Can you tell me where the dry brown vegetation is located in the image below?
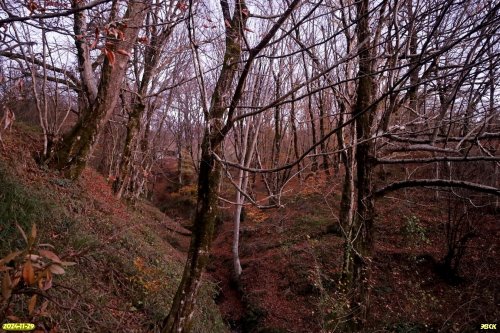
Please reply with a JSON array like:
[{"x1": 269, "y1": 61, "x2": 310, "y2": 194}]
[
  {"x1": 0, "y1": 126, "x2": 225, "y2": 332},
  {"x1": 1, "y1": 0, "x2": 499, "y2": 332}
]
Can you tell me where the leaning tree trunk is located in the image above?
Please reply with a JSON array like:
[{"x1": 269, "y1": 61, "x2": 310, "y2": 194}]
[
  {"x1": 113, "y1": 12, "x2": 177, "y2": 196},
  {"x1": 52, "y1": 0, "x2": 147, "y2": 179},
  {"x1": 162, "y1": 0, "x2": 302, "y2": 329},
  {"x1": 161, "y1": 2, "x2": 249, "y2": 331},
  {"x1": 161, "y1": 132, "x2": 224, "y2": 333}
]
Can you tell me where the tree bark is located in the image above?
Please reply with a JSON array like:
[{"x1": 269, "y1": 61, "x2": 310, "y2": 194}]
[
  {"x1": 52, "y1": 0, "x2": 147, "y2": 179},
  {"x1": 341, "y1": 0, "x2": 376, "y2": 330},
  {"x1": 113, "y1": 99, "x2": 144, "y2": 198},
  {"x1": 161, "y1": 1, "x2": 248, "y2": 331},
  {"x1": 113, "y1": 10, "x2": 177, "y2": 196},
  {"x1": 233, "y1": 115, "x2": 261, "y2": 279}
]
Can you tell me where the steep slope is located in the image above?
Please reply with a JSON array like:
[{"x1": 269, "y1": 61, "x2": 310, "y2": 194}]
[{"x1": 0, "y1": 124, "x2": 226, "y2": 332}]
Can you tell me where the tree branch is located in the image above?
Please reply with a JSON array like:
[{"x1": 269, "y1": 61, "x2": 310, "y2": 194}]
[
  {"x1": 0, "y1": 0, "x2": 112, "y2": 25},
  {"x1": 375, "y1": 179, "x2": 500, "y2": 198},
  {"x1": 376, "y1": 156, "x2": 500, "y2": 164},
  {"x1": 0, "y1": 50, "x2": 80, "y2": 85}
]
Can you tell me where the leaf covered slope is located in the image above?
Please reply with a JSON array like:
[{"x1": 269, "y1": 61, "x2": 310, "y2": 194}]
[{"x1": 0, "y1": 124, "x2": 226, "y2": 333}]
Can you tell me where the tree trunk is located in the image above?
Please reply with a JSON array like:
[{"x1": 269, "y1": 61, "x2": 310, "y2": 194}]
[
  {"x1": 161, "y1": 133, "x2": 223, "y2": 333},
  {"x1": 233, "y1": 115, "x2": 261, "y2": 279},
  {"x1": 342, "y1": 0, "x2": 376, "y2": 330},
  {"x1": 161, "y1": 2, "x2": 249, "y2": 331},
  {"x1": 52, "y1": 0, "x2": 147, "y2": 179},
  {"x1": 318, "y1": 90, "x2": 330, "y2": 174},
  {"x1": 114, "y1": 13, "x2": 176, "y2": 196},
  {"x1": 114, "y1": 100, "x2": 144, "y2": 198},
  {"x1": 290, "y1": 89, "x2": 302, "y2": 179}
]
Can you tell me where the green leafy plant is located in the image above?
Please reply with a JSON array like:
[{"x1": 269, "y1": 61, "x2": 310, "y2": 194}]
[
  {"x1": 0, "y1": 224, "x2": 75, "y2": 323},
  {"x1": 401, "y1": 215, "x2": 429, "y2": 248}
]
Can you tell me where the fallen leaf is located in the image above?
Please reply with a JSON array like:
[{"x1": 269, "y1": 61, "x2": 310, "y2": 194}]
[
  {"x1": 0, "y1": 250, "x2": 23, "y2": 265},
  {"x1": 16, "y1": 224, "x2": 28, "y2": 245},
  {"x1": 39, "y1": 250, "x2": 62, "y2": 263},
  {"x1": 28, "y1": 294, "x2": 37, "y2": 315},
  {"x1": 2, "y1": 273, "x2": 12, "y2": 299},
  {"x1": 49, "y1": 264, "x2": 65, "y2": 275},
  {"x1": 23, "y1": 260, "x2": 35, "y2": 285}
]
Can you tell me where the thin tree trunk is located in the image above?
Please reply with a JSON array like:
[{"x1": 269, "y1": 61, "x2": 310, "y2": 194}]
[
  {"x1": 318, "y1": 90, "x2": 330, "y2": 173},
  {"x1": 290, "y1": 88, "x2": 302, "y2": 179},
  {"x1": 233, "y1": 116, "x2": 261, "y2": 279}
]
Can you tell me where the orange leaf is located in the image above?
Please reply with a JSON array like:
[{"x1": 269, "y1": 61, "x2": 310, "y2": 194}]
[
  {"x1": 30, "y1": 224, "x2": 37, "y2": 245},
  {"x1": 105, "y1": 49, "x2": 115, "y2": 66},
  {"x1": 38, "y1": 276, "x2": 44, "y2": 289},
  {"x1": 28, "y1": 1, "x2": 38, "y2": 13},
  {"x1": 116, "y1": 49, "x2": 131, "y2": 57},
  {"x1": 23, "y1": 260, "x2": 35, "y2": 285},
  {"x1": 28, "y1": 294, "x2": 37, "y2": 315},
  {"x1": 137, "y1": 36, "x2": 149, "y2": 45},
  {"x1": 42, "y1": 270, "x2": 53, "y2": 290},
  {"x1": 2, "y1": 273, "x2": 12, "y2": 299}
]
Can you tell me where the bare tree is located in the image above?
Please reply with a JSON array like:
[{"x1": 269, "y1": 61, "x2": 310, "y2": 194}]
[
  {"x1": 47, "y1": 0, "x2": 149, "y2": 179},
  {"x1": 161, "y1": 0, "x2": 302, "y2": 331}
]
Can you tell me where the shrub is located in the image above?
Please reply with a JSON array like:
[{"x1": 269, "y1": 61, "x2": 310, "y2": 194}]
[
  {"x1": 401, "y1": 215, "x2": 429, "y2": 249},
  {"x1": 0, "y1": 224, "x2": 75, "y2": 325}
]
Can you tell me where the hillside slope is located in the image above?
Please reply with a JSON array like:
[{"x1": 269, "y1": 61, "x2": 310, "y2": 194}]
[{"x1": 0, "y1": 124, "x2": 226, "y2": 333}]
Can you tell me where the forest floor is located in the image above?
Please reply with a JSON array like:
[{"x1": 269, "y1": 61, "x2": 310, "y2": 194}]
[
  {"x1": 156, "y1": 159, "x2": 499, "y2": 333},
  {"x1": 1, "y1": 125, "x2": 498, "y2": 333},
  {"x1": 0, "y1": 124, "x2": 225, "y2": 333}
]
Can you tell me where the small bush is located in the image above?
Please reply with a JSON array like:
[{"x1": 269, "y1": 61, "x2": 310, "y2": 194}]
[
  {"x1": 0, "y1": 224, "x2": 75, "y2": 326},
  {"x1": 401, "y1": 215, "x2": 429, "y2": 249}
]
